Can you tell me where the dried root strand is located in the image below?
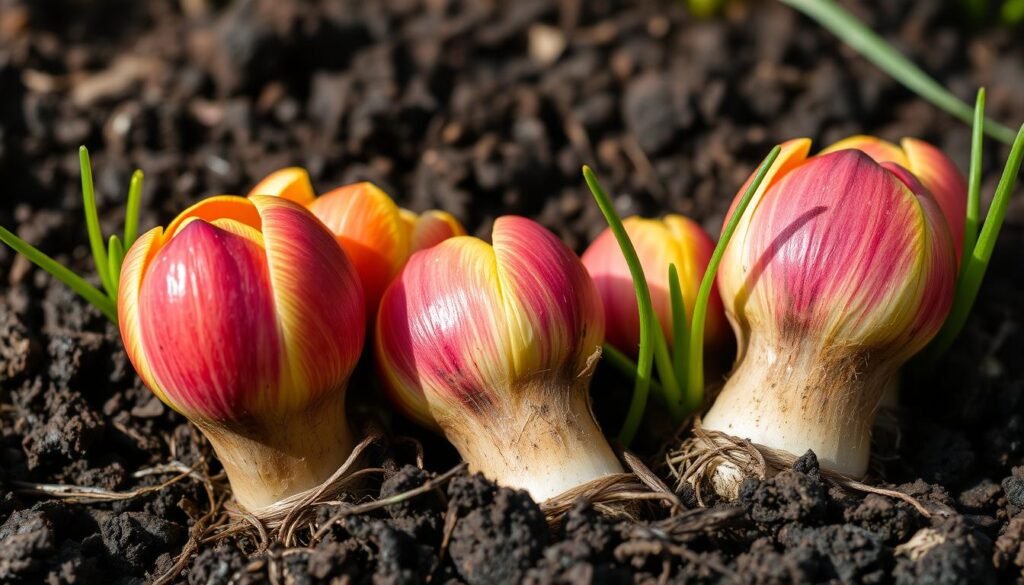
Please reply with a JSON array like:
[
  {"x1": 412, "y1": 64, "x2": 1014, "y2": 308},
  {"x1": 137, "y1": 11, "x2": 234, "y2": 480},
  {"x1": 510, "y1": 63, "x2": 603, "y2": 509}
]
[
  {"x1": 540, "y1": 449, "x2": 682, "y2": 527},
  {"x1": 666, "y1": 418, "x2": 932, "y2": 517}
]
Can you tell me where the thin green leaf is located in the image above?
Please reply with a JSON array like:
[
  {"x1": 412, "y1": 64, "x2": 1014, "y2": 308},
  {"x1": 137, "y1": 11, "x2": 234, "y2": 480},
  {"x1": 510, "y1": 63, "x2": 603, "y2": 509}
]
[
  {"x1": 780, "y1": 0, "x2": 1017, "y2": 144},
  {"x1": 602, "y1": 343, "x2": 665, "y2": 399},
  {"x1": 961, "y1": 89, "x2": 985, "y2": 264},
  {"x1": 107, "y1": 235, "x2": 124, "y2": 299},
  {"x1": 0, "y1": 225, "x2": 118, "y2": 322},
  {"x1": 668, "y1": 263, "x2": 689, "y2": 382},
  {"x1": 80, "y1": 147, "x2": 113, "y2": 295},
  {"x1": 685, "y1": 145, "x2": 781, "y2": 412},
  {"x1": 583, "y1": 165, "x2": 655, "y2": 446},
  {"x1": 124, "y1": 169, "x2": 144, "y2": 248},
  {"x1": 926, "y1": 123, "x2": 1024, "y2": 358},
  {"x1": 651, "y1": 318, "x2": 685, "y2": 421}
]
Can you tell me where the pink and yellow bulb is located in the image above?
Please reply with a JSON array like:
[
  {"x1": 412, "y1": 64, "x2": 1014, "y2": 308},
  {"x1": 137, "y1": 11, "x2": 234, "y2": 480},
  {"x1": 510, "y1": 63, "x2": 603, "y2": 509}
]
[
  {"x1": 118, "y1": 195, "x2": 365, "y2": 510},
  {"x1": 376, "y1": 216, "x2": 622, "y2": 502},
  {"x1": 582, "y1": 215, "x2": 727, "y2": 357},
  {"x1": 248, "y1": 168, "x2": 464, "y2": 313},
  {"x1": 703, "y1": 137, "x2": 963, "y2": 488}
]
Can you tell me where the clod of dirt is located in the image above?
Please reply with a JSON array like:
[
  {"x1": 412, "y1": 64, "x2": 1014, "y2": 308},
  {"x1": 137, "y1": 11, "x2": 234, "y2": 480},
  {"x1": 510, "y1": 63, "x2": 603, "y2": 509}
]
[
  {"x1": 95, "y1": 510, "x2": 184, "y2": 573},
  {"x1": 0, "y1": 509, "x2": 54, "y2": 581},
  {"x1": 379, "y1": 464, "x2": 444, "y2": 541},
  {"x1": 447, "y1": 473, "x2": 548, "y2": 585},
  {"x1": 343, "y1": 515, "x2": 438, "y2": 582},
  {"x1": 739, "y1": 452, "x2": 828, "y2": 530},
  {"x1": 0, "y1": 304, "x2": 38, "y2": 384},
  {"x1": 0, "y1": 504, "x2": 105, "y2": 583},
  {"x1": 187, "y1": 543, "x2": 247, "y2": 585},
  {"x1": 845, "y1": 494, "x2": 922, "y2": 544},
  {"x1": 1001, "y1": 467, "x2": 1024, "y2": 513},
  {"x1": 524, "y1": 502, "x2": 629, "y2": 584},
  {"x1": 732, "y1": 537, "x2": 820, "y2": 583},
  {"x1": 994, "y1": 513, "x2": 1024, "y2": 576},
  {"x1": 19, "y1": 384, "x2": 105, "y2": 472},
  {"x1": 958, "y1": 479, "x2": 1004, "y2": 517},
  {"x1": 779, "y1": 524, "x2": 890, "y2": 583},
  {"x1": 893, "y1": 517, "x2": 996, "y2": 584}
]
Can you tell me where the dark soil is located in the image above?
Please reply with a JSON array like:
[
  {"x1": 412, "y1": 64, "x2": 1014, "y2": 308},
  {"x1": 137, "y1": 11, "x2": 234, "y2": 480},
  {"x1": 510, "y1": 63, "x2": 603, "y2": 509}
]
[{"x1": 1, "y1": 0, "x2": 1023, "y2": 582}]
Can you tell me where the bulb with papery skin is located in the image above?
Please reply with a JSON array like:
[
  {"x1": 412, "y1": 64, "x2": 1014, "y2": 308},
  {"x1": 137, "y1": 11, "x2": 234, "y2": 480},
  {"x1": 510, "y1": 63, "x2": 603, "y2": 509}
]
[
  {"x1": 582, "y1": 215, "x2": 726, "y2": 356},
  {"x1": 703, "y1": 138, "x2": 959, "y2": 490},
  {"x1": 821, "y1": 136, "x2": 968, "y2": 263},
  {"x1": 248, "y1": 168, "x2": 464, "y2": 312},
  {"x1": 376, "y1": 216, "x2": 622, "y2": 502},
  {"x1": 118, "y1": 195, "x2": 365, "y2": 511},
  {"x1": 399, "y1": 208, "x2": 466, "y2": 251}
]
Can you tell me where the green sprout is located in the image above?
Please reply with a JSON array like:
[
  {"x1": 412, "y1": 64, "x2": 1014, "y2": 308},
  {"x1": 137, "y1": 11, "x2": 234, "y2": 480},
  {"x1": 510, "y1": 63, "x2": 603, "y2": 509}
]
[
  {"x1": 583, "y1": 166, "x2": 663, "y2": 445},
  {"x1": 781, "y1": 0, "x2": 1018, "y2": 145},
  {"x1": 684, "y1": 145, "x2": 780, "y2": 411},
  {"x1": 0, "y1": 146, "x2": 144, "y2": 324},
  {"x1": 583, "y1": 145, "x2": 779, "y2": 444},
  {"x1": 921, "y1": 90, "x2": 1024, "y2": 360}
]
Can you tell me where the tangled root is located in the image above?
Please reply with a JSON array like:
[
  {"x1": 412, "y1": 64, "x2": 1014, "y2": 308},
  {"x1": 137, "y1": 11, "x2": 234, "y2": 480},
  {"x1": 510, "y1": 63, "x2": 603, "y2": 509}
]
[
  {"x1": 666, "y1": 419, "x2": 931, "y2": 517},
  {"x1": 540, "y1": 450, "x2": 682, "y2": 527}
]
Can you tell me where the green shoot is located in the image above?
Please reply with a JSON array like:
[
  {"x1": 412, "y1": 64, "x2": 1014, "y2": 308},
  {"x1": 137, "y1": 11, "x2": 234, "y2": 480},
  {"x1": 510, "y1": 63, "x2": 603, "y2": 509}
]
[
  {"x1": 0, "y1": 146, "x2": 145, "y2": 324},
  {"x1": 583, "y1": 165, "x2": 657, "y2": 446},
  {"x1": 107, "y1": 235, "x2": 124, "y2": 298},
  {"x1": 602, "y1": 343, "x2": 665, "y2": 401},
  {"x1": 962, "y1": 89, "x2": 985, "y2": 263},
  {"x1": 925, "y1": 122, "x2": 1024, "y2": 358},
  {"x1": 80, "y1": 146, "x2": 113, "y2": 295},
  {"x1": 668, "y1": 263, "x2": 689, "y2": 383},
  {"x1": 124, "y1": 170, "x2": 144, "y2": 248},
  {"x1": 0, "y1": 226, "x2": 117, "y2": 322},
  {"x1": 685, "y1": 145, "x2": 781, "y2": 410},
  {"x1": 652, "y1": 321, "x2": 685, "y2": 420},
  {"x1": 780, "y1": 0, "x2": 1017, "y2": 145}
]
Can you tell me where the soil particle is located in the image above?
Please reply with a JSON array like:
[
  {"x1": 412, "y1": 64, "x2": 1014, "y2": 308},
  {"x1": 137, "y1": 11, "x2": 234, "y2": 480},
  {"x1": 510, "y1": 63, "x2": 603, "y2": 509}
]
[
  {"x1": 778, "y1": 524, "x2": 890, "y2": 583},
  {"x1": 524, "y1": 503, "x2": 630, "y2": 584},
  {"x1": 379, "y1": 464, "x2": 445, "y2": 542},
  {"x1": 187, "y1": 543, "x2": 248, "y2": 585},
  {"x1": 1002, "y1": 466, "x2": 1024, "y2": 512},
  {"x1": 958, "y1": 479, "x2": 1005, "y2": 517},
  {"x1": 0, "y1": 504, "x2": 107, "y2": 584},
  {"x1": 994, "y1": 513, "x2": 1024, "y2": 576},
  {"x1": 893, "y1": 517, "x2": 996, "y2": 585},
  {"x1": 447, "y1": 473, "x2": 548, "y2": 585},
  {"x1": 19, "y1": 384, "x2": 106, "y2": 474},
  {"x1": 95, "y1": 510, "x2": 185, "y2": 574},
  {"x1": 731, "y1": 537, "x2": 820, "y2": 584},
  {"x1": 739, "y1": 452, "x2": 828, "y2": 531},
  {"x1": 844, "y1": 494, "x2": 922, "y2": 544}
]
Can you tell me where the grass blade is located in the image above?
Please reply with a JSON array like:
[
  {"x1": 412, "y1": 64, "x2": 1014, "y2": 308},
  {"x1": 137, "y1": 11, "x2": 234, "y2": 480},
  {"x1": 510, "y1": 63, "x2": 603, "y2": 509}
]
[
  {"x1": 651, "y1": 318, "x2": 685, "y2": 421},
  {"x1": 961, "y1": 89, "x2": 985, "y2": 264},
  {"x1": 124, "y1": 169, "x2": 144, "y2": 248},
  {"x1": 602, "y1": 343, "x2": 665, "y2": 399},
  {"x1": 0, "y1": 226, "x2": 117, "y2": 322},
  {"x1": 107, "y1": 235, "x2": 124, "y2": 299},
  {"x1": 926, "y1": 123, "x2": 1024, "y2": 358},
  {"x1": 685, "y1": 145, "x2": 781, "y2": 411},
  {"x1": 80, "y1": 147, "x2": 113, "y2": 294},
  {"x1": 780, "y1": 0, "x2": 1017, "y2": 145},
  {"x1": 583, "y1": 165, "x2": 656, "y2": 446},
  {"x1": 668, "y1": 263, "x2": 689, "y2": 382}
]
